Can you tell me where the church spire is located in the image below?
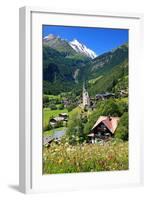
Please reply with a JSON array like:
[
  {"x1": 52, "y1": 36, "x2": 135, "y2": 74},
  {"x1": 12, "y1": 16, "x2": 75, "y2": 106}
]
[
  {"x1": 82, "y1": 81, "x2": 90, "y2": 108},
  {"x1": 83, "y1": 81, "x2": 86, "y2": 93}
]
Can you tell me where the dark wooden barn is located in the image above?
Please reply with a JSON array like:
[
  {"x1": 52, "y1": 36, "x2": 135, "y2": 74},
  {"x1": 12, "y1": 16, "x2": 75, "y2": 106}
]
[{"x1": 88, "y1": 116, "x2": 120, "y2": 143}]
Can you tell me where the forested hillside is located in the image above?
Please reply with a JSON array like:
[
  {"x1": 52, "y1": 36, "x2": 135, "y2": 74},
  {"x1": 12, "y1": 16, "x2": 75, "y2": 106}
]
[{"x1": 43, "y1": 35, "x2": 128, "y2": 96}]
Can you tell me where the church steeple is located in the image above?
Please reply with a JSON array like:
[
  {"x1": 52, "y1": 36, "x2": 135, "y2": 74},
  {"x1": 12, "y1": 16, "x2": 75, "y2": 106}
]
[
  {"x1": 83, "y1": 81, "x2": 86, "y2": 93},
  {"x1": 82, "y1": 81, "x2": 90, "y2": 108}
]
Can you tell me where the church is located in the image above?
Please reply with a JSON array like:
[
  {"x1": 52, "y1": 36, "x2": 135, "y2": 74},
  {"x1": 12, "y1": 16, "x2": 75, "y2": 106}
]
[{"x1": 82, "y1": 83, "x2": 90, "y2": 108}]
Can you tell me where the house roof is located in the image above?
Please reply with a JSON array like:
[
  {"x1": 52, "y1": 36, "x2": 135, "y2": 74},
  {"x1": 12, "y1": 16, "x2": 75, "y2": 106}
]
[
  {"x1": 91, "y1": 116, "x2": 120, "y2": 134},
  {"x1": 59, "y1": 113, "x2": 68, "y2": 116},
  {"x1": 50, "y1": 116, "x2": 64, "y2": 122},
  {"x1": 43, "y1": 135, "x2": 54, "y2": 145},
  {"x1": 96, "y1": 92, "x2": 115, "y2": 97},
  {"x1": 88, "y1": 133, "x2": 95, "y2": 137}
]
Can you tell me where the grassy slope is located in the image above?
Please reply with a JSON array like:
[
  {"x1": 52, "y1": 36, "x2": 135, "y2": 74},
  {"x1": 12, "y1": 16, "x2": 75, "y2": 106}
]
[
  {"x1": 88, "y1": 59, "x2": 128, "y2": 95},
  {"x1": 88, "y1": 75, "x2": 103, "y2": 84},
  {"x1": 44, "y1": 94, "x2": 61, "y2": 99}
]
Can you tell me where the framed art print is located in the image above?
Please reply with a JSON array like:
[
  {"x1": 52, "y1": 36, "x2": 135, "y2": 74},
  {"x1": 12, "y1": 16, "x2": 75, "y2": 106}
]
[{"x1": 19, "y1": 7, "x2": 144, "y2": 193}]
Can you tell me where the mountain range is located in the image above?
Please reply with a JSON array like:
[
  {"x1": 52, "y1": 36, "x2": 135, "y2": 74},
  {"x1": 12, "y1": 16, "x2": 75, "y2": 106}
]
[
  {"x1": 43, "y1": 34, "x2": 97, "y2": 59},
  {"x1": 43, "y1": 34, "x2": 128, "y2": 96}
]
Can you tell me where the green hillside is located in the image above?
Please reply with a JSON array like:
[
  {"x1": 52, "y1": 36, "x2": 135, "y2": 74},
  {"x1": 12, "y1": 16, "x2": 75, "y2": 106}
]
[
  {"x1": 84, "y1": 43, "x2": 128, "y2": 80},
  {"x1": 43, "y1": 38, "x2": 128, "y2": 96},
  {"x1": 88, "y1": 59, "x2": 128, "y2": 96},
  {"x1": 43, "y1": 46, "x2": 90, "y2": 94}
]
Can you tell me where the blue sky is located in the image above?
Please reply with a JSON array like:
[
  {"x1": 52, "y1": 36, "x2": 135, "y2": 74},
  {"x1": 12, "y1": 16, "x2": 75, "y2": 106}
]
[{"x1": 43, "y1": 25, "x2": 128, "y2": 55}]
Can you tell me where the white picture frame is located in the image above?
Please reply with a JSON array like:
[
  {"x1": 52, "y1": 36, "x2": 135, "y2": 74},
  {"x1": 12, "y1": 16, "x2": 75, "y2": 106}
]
[{"x1": 19, "y1": 6, "x2": 144, "y2": 194}]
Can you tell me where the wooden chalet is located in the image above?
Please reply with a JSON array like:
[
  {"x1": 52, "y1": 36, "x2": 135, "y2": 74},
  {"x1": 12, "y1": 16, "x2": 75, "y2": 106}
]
[
  {"x1": 88, "y1": 116, "x2": 120, "y2": 143},
  {"x1": 50, "y1": 113, "x2": 68, "y2": 127},
  {"x1": 95, "y1": 92, "x2": 115, "y2": 100},
  {"x1": 50, "y1": 116, "x2": 65, "y2": 126},
  {"x1": 59, "y1": 113, "x2": 68, "y2": 121}
]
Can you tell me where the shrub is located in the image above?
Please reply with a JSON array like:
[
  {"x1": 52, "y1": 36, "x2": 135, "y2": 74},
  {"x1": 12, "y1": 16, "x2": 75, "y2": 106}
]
[
  {"x1": 43, "y1": 95, "x2": 49, "y2": 104},
  {"x1": 66, "y1": 109, "x2": 85, "y2": 144},
  {"x1": 43, "y1": 122, "x2": 52, "y2": 131},
  {"x1": 67, "y1": 104, "x2": 76, "y2": 112},
  {"x1": 115, "y1": 112, "x2": 128, "y2": 140},
  {"x1": 98, "y1": 99, "x2": 121, "y2": 117},
  {"x1": 50, "y1": 104, "x2": 57, "y2": 110},
  {"x1": 84, "y1": 109, "x2": 99, "y2": 135},
  {"x1": 84, "y1": 99, "x2": 128, "y2": 136},
  {"x1": 58, "y1": 104, "x2": 64, "y2": 110}
]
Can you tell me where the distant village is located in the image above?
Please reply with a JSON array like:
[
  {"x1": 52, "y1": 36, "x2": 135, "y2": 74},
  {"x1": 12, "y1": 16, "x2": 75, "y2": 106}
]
[{"x1": 44, "y1": 83, "x2": 128, "y2": 146}]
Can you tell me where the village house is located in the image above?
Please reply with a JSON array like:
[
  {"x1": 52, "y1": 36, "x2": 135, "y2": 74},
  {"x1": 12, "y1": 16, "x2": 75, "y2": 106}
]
[
  {"x1": 119, "y1": 89, "x2": 128, "y2": 97},
  {"x1": 50, "y1": 113, "x2": 68, "y2": 127},
  {"x1": 50, "y1": 116, "x2": 64, "y2": 126},
  {"x1": 88, "y1": 116, "x2": 120, "y2": 143},
  {"x1": 59, "y1": 113, "x2": 68, "y2": 121},
  {"x1": 95, "y1": 92, "x2": 115, "y2": 101},
  {"x1": 61, "y1": 99, "x2": 69, "y2": 108}
]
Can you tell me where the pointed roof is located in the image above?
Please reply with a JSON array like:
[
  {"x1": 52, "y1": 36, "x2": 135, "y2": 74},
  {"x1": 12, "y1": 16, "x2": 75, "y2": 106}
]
[
  {"x1": 50, "y1": 116, "x2": 64, "y2": 122},
  {"x1": 83, "y1": 81, "x2": 86, "y2": 92},
  {"x1": 91, "y1": 116, "x2": 120, "y2": 134}
]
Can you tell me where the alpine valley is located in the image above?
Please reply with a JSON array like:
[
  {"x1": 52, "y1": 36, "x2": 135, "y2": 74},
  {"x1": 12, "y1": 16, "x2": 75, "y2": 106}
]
[
  {"x1": 43, "y1": 33, "x2": 129, "y2": 174},
  {"x1": 43, "y1": 34, "x2": 128, "y2": 97}
]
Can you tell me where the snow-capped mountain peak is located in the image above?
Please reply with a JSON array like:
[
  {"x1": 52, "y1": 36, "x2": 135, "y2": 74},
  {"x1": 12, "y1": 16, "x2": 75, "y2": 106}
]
[
  {"x1": 69, "y1": 39, "x2": 97, "y2": 59},
  {"x1": 43, "y1": 34, "x2": 58, "y2": 41}
]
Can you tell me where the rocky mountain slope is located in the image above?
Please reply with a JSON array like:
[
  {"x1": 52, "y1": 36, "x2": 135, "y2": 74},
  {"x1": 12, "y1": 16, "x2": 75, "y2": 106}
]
[{"x1": 43, "y1": 34, "x2": 97, "y2": 59}]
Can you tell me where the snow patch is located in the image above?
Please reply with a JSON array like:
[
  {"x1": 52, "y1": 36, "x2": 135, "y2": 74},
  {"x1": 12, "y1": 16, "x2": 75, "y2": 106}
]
[{"x1": 69, "y1": 39, "x2": 97, "y2": 59}]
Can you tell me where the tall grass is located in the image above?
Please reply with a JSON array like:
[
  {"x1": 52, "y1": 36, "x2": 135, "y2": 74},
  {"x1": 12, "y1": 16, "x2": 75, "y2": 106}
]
[{"x1": 43, "y1": 141, "x2": 128, "y2": 174}]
